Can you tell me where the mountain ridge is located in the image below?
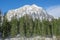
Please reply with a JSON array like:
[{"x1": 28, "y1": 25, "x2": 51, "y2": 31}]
[{"x1": 6, "y1": 4, "x2": 54, "y2": 21}]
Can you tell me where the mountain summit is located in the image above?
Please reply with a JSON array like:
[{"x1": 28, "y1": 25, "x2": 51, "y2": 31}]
[{"x1": 6, "y1": 4, "x2": 53, "y2": 21}]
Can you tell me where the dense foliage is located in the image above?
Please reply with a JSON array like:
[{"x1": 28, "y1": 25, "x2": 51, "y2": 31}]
[{"x1": 0, "y1": 13, "x2": 60, "y2": 39}]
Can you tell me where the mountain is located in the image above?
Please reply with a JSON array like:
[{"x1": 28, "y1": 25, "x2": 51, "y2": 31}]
[{"x1": 6, "y1": 4, "x2": 54, "y2": 21}]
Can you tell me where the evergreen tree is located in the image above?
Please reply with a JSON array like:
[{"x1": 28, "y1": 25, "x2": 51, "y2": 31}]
[
  {"x1": 19, "y1": 17, "x2": 25, "y2": 36},
  {"x1": 51, "y1": 19, "x2": 56, "y2": 36},
  {"x1": 0, "y1": 11, "x2": 1, "y2": 27},
  {"x1": 56, "y1": 18, "x2": 60, "y2": 36},
  {"x1": 24, "y1": 14, "x2": 33, "y2": 37},
  {"x1": 10, "y1": 16, "x2": 18, "y2": 37},
  {"x1": 2, "y1": 17, "x2": 11, "y2": 38}
]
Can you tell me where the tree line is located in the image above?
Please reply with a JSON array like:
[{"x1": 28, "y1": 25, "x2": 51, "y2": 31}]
[{"x1": 0, "y1": 11, "x2": 60, "y2": 39}]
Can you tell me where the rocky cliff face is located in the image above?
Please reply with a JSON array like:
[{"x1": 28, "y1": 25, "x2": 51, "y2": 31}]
[{"x1": 6, "y1": 4, "x2": 53, "y2": 21}]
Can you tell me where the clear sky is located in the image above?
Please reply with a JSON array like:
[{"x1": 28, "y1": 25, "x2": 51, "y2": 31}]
[{"x1": 0, "y1": 0, "x2": 60, "y2": 17}]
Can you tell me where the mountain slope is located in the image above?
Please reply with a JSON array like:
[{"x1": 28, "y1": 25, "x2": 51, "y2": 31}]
[{"x1": 6, "y1": 4, "x2": 53, "y2": 21}]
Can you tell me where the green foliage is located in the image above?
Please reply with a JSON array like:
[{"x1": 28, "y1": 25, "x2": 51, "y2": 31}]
[
  {"x1": 19, "y1": 17, "x2": 25, "y2": 36},
  {"x1": 56, "y1": 18, "x2": 60, "y2": 36},
  {"x1": 10, "y1": 17, "x2": 18, "y2": 37},
  {"x1": 0, "y1": 10, "x2": 2, "y2": 30},
  {"x1": 2, "y1": 17, "x2": 11, "y2": 38},
  {"x1": 1, "y1": 14, "x2": 60, "y2": 38}
]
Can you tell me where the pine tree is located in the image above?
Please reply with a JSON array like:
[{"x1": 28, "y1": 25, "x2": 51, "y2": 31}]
[
  {"x1": 33, "y1": 19, "x2": 38, "y2": 36},
  {"x1": 27, "y1": 16, "x2": 33, "y2": 37},
  {"x1": 52, "y1": 19, "x2": 58, "y2": 36},
  {"x1": 19, "y1": 17, "x2": 25, "y2": 36},
  {"x1": 0, "y1": 11, "x2": 1, "y2": 27},
  {"x1": 2, "y1": 17, "x2": 11, "y2": 38},
  {"x1": 24, "y1": 14, "x2": 32, "y2": 37},
  {"x1": 10, "y1": 16, "x2": 18, "y2": 37},
  {"x1": 0, "y1": 10, "x2": 2, "y2": 29},
  {"x1": 56, "y1": 18, "x2": 60, "y2": 36}
]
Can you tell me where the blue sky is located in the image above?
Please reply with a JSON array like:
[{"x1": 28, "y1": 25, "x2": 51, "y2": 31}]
[{"x1": 0, "y1": 0, "x2": 60, "y2": 17}]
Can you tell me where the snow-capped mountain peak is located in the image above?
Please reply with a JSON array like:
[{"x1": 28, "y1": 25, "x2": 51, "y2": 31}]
[{"x1": 6, "y1": 4, "x2": 53, "y2": 21}]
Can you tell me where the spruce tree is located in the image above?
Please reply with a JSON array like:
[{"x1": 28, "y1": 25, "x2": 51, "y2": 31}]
[
  {"x1": 2, "y1": 17, "x2": 11, "y2": 38},
  {"x1": 19, "y1": 17, "x2": 25, "y2": 36},
  {"x1": 10, "y1": 16, "x2": 18, "y2": 37}
]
